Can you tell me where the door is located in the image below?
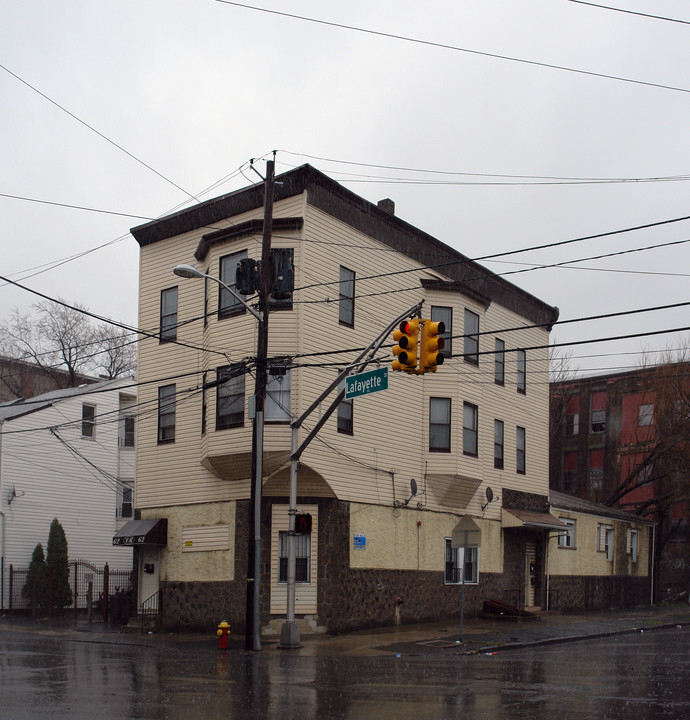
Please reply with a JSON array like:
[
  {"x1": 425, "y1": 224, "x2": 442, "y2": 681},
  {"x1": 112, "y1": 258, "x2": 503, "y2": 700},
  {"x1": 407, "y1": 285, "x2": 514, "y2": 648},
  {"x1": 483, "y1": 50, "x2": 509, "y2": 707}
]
[
  {"x1": 270, "y1": 504, "x2": 318, "y2": 615},
  {"x1": 138, "y1": 546, "x2": 161, "y2": 606},
  {"x1": 525, "y1": 542, "x2": 536, "y2": 608}
]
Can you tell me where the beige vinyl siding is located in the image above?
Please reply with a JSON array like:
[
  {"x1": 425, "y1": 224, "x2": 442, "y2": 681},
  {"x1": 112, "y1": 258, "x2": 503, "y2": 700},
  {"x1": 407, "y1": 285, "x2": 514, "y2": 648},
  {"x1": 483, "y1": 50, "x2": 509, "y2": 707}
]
[
  {"x1": 182, "y1": 524, "x2": 230, "y2": 552},
  {"x1": 136, "y1": 191, "x2": 553, "y2": 520}
]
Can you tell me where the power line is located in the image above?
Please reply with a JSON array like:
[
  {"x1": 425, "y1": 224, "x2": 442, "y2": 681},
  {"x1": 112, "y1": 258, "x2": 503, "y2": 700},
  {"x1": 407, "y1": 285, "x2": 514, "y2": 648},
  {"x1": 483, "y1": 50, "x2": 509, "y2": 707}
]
[
  {"x1": 0, "y1": 63, "x2": 201, "y2": 202},
  {"x1": 569, "y1": 1, "x2": 690, "y2": 25},
  {"x1": 0, "y1": 192, "x2": 153, "y2": 220},
  {"x1": 279, "y1": 150, "x2": 690, "y2": 185},
  {"x1": 215, "y1": 1, "x2": 690, "y2": 94},
  {"x1": 294, "y1": 213, "x2": 690, "y2": 294}
]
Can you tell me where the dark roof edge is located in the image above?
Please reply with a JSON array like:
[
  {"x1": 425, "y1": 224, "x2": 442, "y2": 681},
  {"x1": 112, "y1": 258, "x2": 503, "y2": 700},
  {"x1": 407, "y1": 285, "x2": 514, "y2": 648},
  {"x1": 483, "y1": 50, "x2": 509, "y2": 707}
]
[
  {"x1": 550, "y1": 490, "x2": 654, "y2": 525},
  {"x1": 131, "y1": 164, "x2": 559, "y2": 327}
]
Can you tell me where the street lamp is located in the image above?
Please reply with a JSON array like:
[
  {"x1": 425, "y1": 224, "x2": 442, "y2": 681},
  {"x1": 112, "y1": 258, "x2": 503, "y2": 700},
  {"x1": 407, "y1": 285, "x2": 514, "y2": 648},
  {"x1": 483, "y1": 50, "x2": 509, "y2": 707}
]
[
  {"x1": 173, "y1": 265, "x2": 263, "y2": 322},
  {"x1": 172, "y1": 263, "x2": 265, "y2": 651}
]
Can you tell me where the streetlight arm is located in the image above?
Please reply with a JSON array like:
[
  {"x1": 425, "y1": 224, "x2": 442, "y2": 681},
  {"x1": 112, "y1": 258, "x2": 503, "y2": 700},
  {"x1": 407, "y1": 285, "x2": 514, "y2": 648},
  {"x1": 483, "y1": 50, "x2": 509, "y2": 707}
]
[{"x1": 173, "y1": 264, "x2": 264, "y2": 322}]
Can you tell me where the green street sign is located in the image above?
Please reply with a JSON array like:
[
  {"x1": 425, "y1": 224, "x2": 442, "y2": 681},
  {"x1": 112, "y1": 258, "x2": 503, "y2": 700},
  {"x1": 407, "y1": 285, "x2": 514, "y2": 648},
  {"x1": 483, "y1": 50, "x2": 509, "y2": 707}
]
[{"x1": 345, "y1": 367, "x2": 389, "y2": 399}]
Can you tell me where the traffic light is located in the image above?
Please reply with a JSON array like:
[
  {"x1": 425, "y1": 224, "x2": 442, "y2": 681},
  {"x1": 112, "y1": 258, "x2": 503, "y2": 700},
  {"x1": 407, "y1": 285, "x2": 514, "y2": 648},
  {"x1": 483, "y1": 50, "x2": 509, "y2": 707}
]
[
  {"x1": 392, "y1": 319, "x2": 419, "y2": 372},
  {"x1": 419, "y1": 320, "x2": 445, "y2": 373},
  {"x1": 295, "y1": 513, "x2": 312, "y2": 534}
]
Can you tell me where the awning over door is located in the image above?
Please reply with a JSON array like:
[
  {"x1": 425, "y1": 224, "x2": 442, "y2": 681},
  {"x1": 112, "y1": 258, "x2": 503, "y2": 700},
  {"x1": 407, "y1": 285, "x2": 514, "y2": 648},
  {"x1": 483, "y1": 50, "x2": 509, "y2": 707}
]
[
  {"x1": 113, "y1": 518, "x2": 168, "y2": 546},
  {"x1": 502, "y1": 509, "x2": 568, "y2": 531}
]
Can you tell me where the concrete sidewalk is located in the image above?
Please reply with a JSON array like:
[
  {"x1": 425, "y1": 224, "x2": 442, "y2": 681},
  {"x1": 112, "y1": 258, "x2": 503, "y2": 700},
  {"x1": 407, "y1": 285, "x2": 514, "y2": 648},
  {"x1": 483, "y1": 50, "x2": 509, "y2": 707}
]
[{"x1": 2, "y1": 604, "x2": 689, "y2": 656}]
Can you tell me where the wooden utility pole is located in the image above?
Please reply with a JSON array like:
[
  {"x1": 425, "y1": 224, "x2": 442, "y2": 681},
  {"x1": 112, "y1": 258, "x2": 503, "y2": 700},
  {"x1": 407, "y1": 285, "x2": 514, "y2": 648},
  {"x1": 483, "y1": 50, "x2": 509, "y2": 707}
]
[{"x1": 245, "y1": 158, "x2": 274, "y2": 651}]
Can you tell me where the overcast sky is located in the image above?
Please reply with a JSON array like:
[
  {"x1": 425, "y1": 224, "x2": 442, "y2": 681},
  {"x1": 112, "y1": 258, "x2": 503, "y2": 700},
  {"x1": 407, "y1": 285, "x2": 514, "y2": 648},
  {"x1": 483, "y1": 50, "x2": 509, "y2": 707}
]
[{"x1": 2, "y1": 0, "x2": 689, "y2": 376}]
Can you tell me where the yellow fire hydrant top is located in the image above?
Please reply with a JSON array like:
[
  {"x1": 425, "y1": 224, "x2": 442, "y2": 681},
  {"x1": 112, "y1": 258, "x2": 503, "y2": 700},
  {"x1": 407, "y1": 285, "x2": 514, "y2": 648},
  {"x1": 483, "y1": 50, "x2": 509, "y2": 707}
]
[{"x1": 217, "y1": 620, "x2": 231, "y2": 636}]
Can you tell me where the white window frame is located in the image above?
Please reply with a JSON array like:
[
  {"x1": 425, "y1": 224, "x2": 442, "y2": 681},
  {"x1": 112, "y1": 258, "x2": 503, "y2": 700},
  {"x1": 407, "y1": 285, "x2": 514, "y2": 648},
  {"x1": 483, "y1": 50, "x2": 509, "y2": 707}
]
[
  {"x1": 265, "y1": 365, "x2": 291, "y2": 423},
  {"x1": 558, "y1": 518, "x2": 576, "y2": 548},
  {"x1": 444, "y1": 538, "x2": 479, "y2": 585},
  {"x1": 463, "y1": 309, "x2": 479, "y2": 365},
  {"x1": 638, "y1": 403, "x2": 654, "y2": 427},
  {"x1": 278, "y1": 531, "x2": 311, "y2": 584},
  {"x1": 598, "y1": 524, "x2": 614, "y2": 560},
  {"x1": 429, "y1": 397, "x2": 452, "y2": 452}
]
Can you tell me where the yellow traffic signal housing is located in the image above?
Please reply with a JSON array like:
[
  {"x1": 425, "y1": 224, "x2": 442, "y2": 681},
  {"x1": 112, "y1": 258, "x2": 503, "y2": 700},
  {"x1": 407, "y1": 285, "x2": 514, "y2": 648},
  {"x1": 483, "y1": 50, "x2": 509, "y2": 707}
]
[
  {"x1": 392, "y1": 319, "x2": 419, "y2": 372},
  {"x1": 419, "y1": 320, "x2": 445, "y2": 373}
]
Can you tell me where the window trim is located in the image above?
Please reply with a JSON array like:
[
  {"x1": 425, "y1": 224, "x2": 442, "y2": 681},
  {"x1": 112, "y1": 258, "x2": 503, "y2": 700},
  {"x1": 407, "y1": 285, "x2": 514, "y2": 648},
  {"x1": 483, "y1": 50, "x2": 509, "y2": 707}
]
[
  {"x1": 339, "y1": 266, "x2": 355, "y2": 327},
  {"x1": 494, "y1": 338, "x2": 505, "y2": 385},
  {"x1": 160, "y1": 286, "x2": 178, "y2": 343},
  {"x1": 337, "y1": 395, "x2": 354, "y2": 435},
  {"x1": 516, "y1": 349, "x2": 526, "y2": 394},
  {"x1": 444, "y1": 538, "x2": 479, "y2": 585},
  {"x1": 216, "y1": 365, "x2": 245, "y2": 430},
  {"x1": 463, "y1": 309, "x2": 479, "y2": 365},
  {"x1": 431, "y1": 306, "x2": 453, "y2": 358},
  {"x1": 494, "y1": 419, "x2": 504, "y2": 469},
  {"x1": 278, "y1": 530, "x2": 311, "y2": 584},
  {"x1": 265, "y1": 364, "x2": 291, "y2": 423},
  {"x1": 463, "y1": 402, "x2": 478, "y2": 457},
  {"x1": 558, "y1": 518, "x2": 576, "y2": 549},
  {"x1": 516, "y1": 425, "x2": 526, "y2": 474},
  {"x1": 218, "y1": 250, "x2": 248, "y2": 319},
  {"x1": 82, "y1": 403, "x2": 96, "y2": 439},
  {"x1": 429, "y1": 397, "x2": 452, "y2": 452},
  {"x1": 157, "y1": 384, "x2": 176, "y2": 444}
]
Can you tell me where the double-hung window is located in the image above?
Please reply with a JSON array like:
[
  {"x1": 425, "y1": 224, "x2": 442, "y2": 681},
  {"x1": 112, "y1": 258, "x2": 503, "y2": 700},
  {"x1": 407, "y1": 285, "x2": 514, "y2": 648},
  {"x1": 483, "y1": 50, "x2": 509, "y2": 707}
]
[
  {"x1": 429, "y1": 398, "x2": 451, "y2": 452},
  {"x1": 339, "y1": 266, "x2": 355, "y2": 326},
  {"x1": 516, "y1": 426, "x2": 526, "y2": 474},
  {"x1": 558, "y1": 518, "x2": 576, "y2": 548},
  {"x1": 638, "y1": 403, "x2": 654, "y2": 427},
  {"x1": 265, "y1": 364, "x2": 291, "y2": 423},
  {"x1": 494, "y1": 339, "x2": 505, "y2": 385},
  {"x1": 444, "y1": 539, "x2": 479, "y2": 584},
  {"x1": 216, "y1": 366, "x2": 245, "y2": 429},
  {"x1": 337, "y1": 395, "x2": 354, "y2": 435},
  {"x1": 516, "y1": 349, "x2": 526, "y2": 394},
  {"x1": 120, "y1": 415, "x2": 135, "y2": 447},
  {"x1": 463, "y1": 402, "x2": 478, "y2": 457},
  {"x1": 160, "y1": 287, "x2": 178, "y2": 342},
  {"x1": 219, "y1": 250, "x2": 247, "y2": 318},
  {"x1": 278, "y1": 531, "x2": 310, "y2": 583},
  {"x1": 463, "y1": 310, "x2": 479, "y2": 365},
  {"x1": 628, "y1": 529, "x2": 639, "y2": 563},
  {"x1": 598, "y1": 524, "x2": 614, "y2": 560},
  {"x1": 82, "y1": 403, "x2": 96, "y2": 438},
  {"x1": 157, "y1": 385, "x2": 176, "y2": 444},
  {"x1": 431, "y1": 306, "x2": 453, "y2": 358},
  {"x1": 120, "y1": 485, "x2": 133, "y2": 519},
  {"x1": 494, "y1": 420, "x2": 504, "y2": 469}
]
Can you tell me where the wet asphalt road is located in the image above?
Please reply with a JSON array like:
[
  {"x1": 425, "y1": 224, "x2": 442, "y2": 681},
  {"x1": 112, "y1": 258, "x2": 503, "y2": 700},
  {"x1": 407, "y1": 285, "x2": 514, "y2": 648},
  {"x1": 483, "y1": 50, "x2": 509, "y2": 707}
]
[{"x1": 1, "y1": 626, "x2": 689, "y2": 719}]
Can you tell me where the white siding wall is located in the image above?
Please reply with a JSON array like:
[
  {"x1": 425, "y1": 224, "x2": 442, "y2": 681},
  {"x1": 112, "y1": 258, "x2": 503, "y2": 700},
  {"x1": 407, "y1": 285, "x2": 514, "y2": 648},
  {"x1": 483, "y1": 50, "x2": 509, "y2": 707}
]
[{"x1": 0, "y1": 384, "x2": 134, "y2": 607}]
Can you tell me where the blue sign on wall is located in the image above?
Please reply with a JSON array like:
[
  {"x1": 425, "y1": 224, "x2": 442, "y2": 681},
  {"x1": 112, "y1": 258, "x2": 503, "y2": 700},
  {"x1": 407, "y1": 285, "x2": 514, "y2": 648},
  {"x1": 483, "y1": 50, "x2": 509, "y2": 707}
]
[{"x1": 353, "y1": 534, "x2": 366, "y2": 550}]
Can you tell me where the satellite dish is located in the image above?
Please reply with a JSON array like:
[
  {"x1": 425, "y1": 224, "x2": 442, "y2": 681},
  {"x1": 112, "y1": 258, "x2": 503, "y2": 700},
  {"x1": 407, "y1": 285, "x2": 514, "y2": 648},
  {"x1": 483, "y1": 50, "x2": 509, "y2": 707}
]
[
  {"x1": 404, "y1": 479, "x2": 418, "y2": 506},
  {"x1": 486, "y1": 487, "x2": 494, "y2": 503}
]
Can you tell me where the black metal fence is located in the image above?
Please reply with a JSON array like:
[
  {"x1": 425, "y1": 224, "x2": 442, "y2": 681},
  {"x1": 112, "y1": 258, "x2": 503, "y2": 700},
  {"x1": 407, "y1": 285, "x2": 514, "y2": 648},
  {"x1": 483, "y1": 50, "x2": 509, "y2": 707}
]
[{"x1": 5, "y1": 559, "x2": 133, "y2": 621}]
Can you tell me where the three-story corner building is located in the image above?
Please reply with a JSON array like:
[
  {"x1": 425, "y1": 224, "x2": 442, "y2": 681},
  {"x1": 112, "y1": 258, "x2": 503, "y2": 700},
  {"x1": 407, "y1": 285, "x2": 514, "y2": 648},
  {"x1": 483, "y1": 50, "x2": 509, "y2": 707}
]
[{"x1": 130, "y1": 164, "x2": 563, "y2": 633}]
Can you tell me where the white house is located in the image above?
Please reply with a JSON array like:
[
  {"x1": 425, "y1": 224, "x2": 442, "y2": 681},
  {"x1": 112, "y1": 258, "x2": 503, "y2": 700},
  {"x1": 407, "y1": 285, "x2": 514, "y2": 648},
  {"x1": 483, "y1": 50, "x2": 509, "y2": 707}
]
[{"x1": 0, "y1": 377, "x2": 136, "y2": 609}]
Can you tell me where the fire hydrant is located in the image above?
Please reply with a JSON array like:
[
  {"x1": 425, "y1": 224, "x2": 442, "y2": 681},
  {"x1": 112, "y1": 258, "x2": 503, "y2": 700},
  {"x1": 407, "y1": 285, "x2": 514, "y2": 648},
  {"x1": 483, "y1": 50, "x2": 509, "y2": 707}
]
[{"x1": 217, "y1": 620, "x2": 231, "y2": 650}]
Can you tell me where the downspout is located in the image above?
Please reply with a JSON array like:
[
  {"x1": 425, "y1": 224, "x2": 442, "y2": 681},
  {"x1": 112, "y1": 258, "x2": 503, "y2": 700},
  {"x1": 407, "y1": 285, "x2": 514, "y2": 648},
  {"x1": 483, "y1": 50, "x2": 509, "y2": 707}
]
[
  {"x1": 0, "y1": 425, "x2": 5, "y2": 610},
  {"x1": 650, "y1": 523, "x2": 656, "y2": 606}
]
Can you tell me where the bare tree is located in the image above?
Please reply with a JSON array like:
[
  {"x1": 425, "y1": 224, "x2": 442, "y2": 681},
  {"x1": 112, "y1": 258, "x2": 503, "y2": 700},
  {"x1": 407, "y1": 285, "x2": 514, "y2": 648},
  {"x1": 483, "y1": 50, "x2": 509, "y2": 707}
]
[
  {"x1": 0, "y1": 301, "x2": 136, "y2": 389},
  {"x1": 94, "y1": 326, "x2": 137, "y2": 379},
  {"x1": 603, "y1": 347, "x2": 690, "y2": 573}
]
